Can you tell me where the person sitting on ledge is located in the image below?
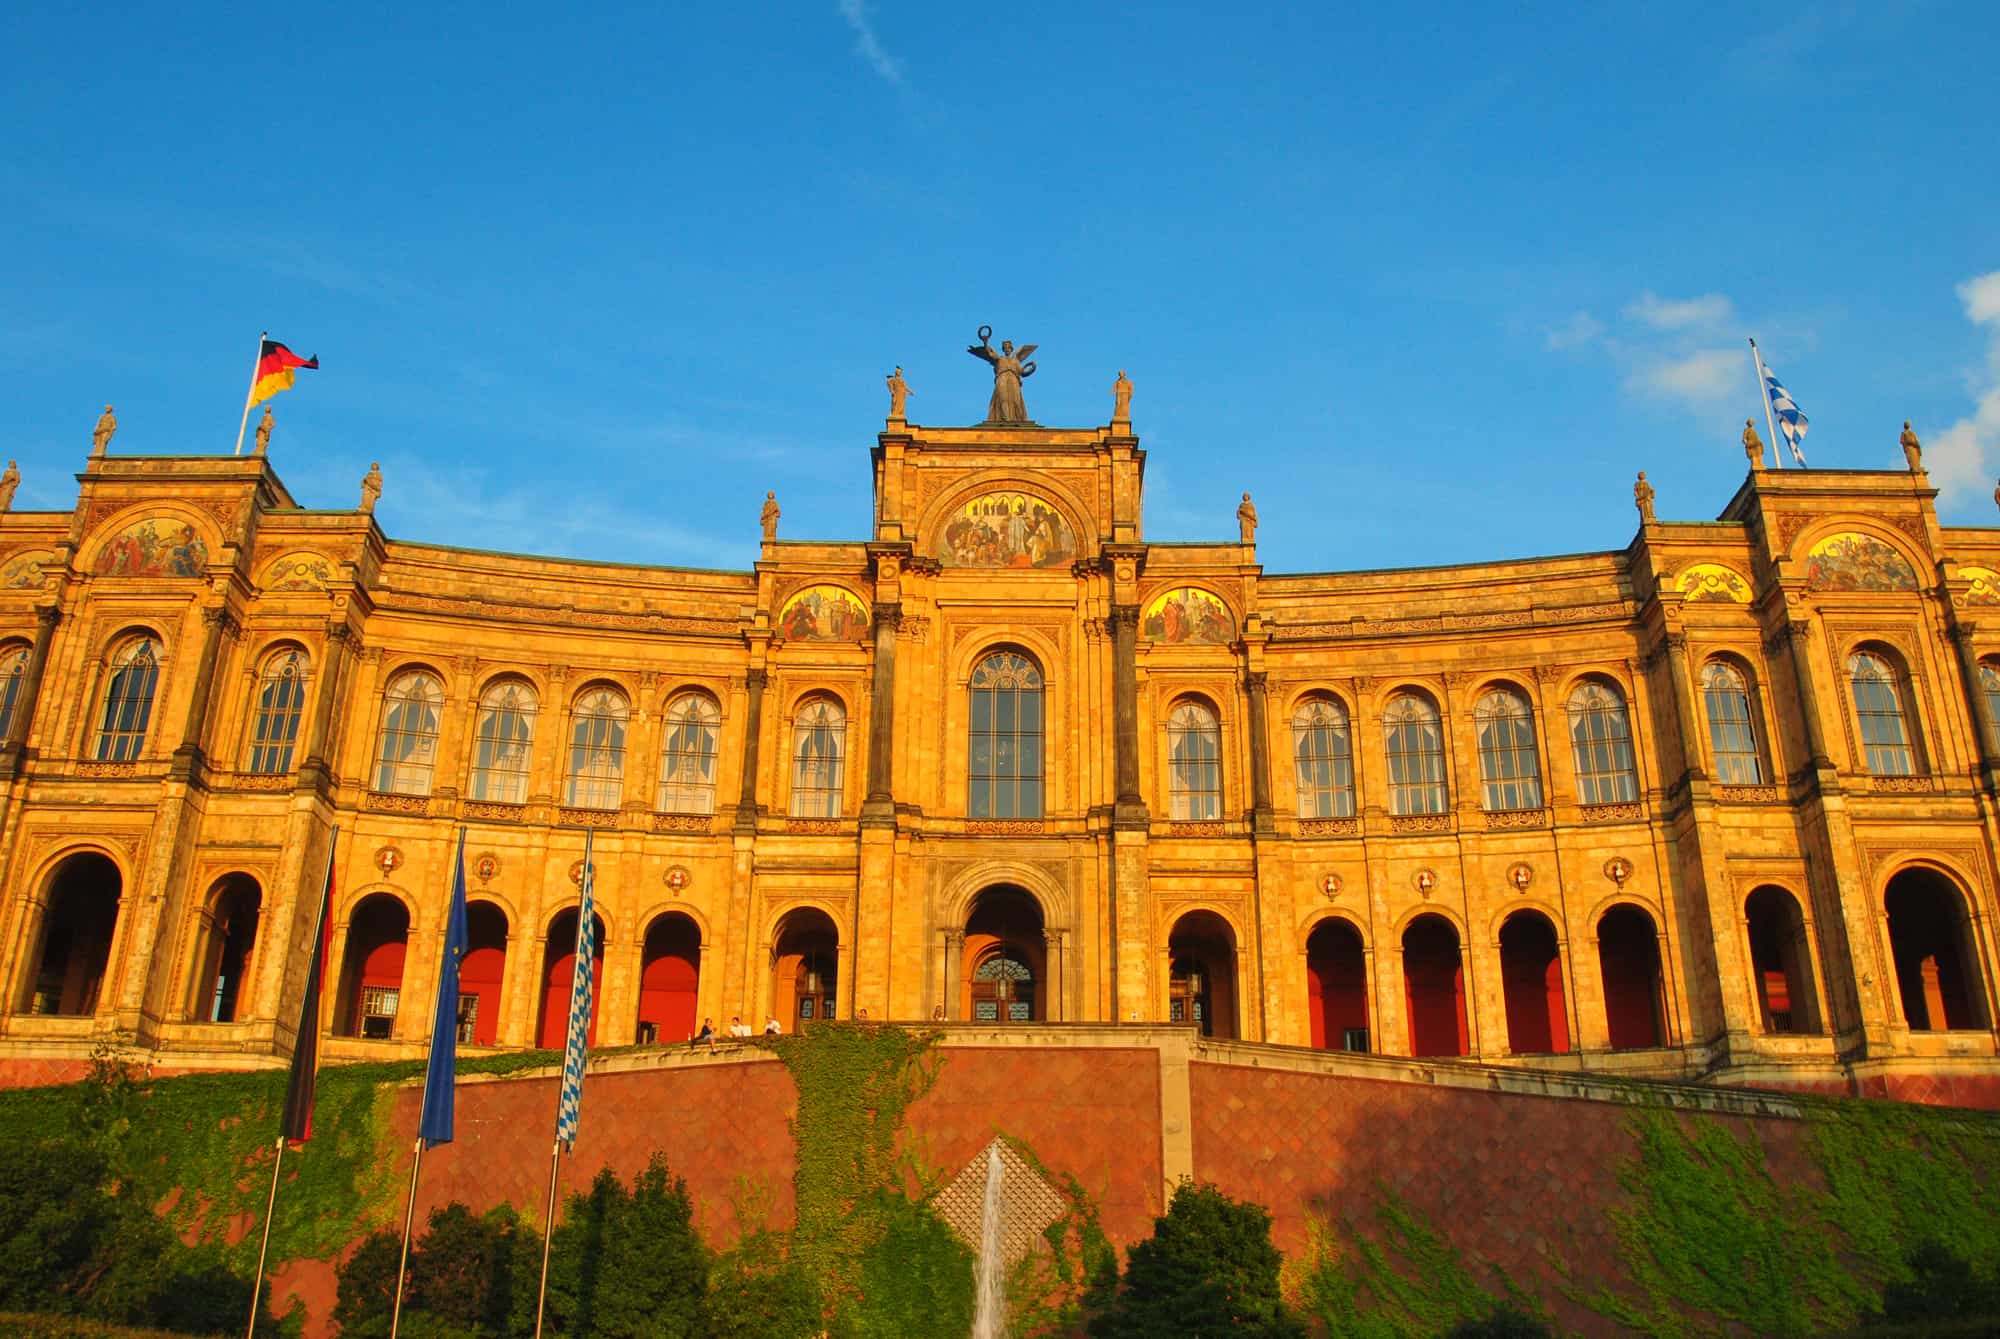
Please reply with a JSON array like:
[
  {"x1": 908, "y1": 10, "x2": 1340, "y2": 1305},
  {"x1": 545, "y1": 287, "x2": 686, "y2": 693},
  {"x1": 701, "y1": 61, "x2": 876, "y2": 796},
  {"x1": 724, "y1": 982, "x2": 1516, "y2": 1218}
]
[
  {"x1": 764, "y1": 1016, "x2": 782, "y2": 1036},
  {"x1": 690, "y1": 1017, "x2": 718, "y2": 1054},
  {"x1": 728, "y1": 1015, "x2": 751, "y2": 1040}
]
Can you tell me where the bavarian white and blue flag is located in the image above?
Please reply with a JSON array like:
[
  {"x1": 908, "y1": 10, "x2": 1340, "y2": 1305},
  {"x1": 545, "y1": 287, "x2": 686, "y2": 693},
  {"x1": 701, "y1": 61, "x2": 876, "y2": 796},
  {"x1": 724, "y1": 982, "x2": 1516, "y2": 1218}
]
[
  {"x1": 417, "y1": 828, "x2": 470, "y2": 1149},
  {"x1": 554, "y1": 830, "x2": 596, "y2": 1151},
  {"x1": 1763, "y1": 363, "x2": 1810, "y2": 465}
]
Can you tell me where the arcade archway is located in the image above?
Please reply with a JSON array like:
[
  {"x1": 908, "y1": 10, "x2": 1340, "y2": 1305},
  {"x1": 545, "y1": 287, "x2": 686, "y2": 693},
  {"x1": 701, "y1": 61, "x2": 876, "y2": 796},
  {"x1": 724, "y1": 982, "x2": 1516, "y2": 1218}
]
[
  {"x1": 1167, "y1": 910, "x2": 1238, "y2": 1039},
  {"x1": 1402, "y1": 914, "x2": 1468, "y2": 1057},
  {"x1": 193, "y1": 874, "x2": 261, "y2": 1023},
  {"x1": 1499, "y1": 910, "x2": 1567, "y2": 1055},
  {"x1": 637, "y1": 912, "x2": 701, "y2": 1044},
  {"x1": 1305, "y1": 918, "x2": 1369, "y2": 1052},
  {"x1": 772, "y1": 907, "x2": 839, "y2": 1028},
  {"x1": 336, "y1": 893, "x2": 409, "y2": 1039},
  {"x1": 1885, "y1": 867, "x2": 1987, "y2": 1031},
  {"x1": 27, "y1": 853, "x2": 121, "y2": 1017},
  {"x1": 960, "y1": 885, "x2": 1046, "y2": 1022},
  {"x1": 538, "y1": 908, "x2": 606, "y2": 1048}
]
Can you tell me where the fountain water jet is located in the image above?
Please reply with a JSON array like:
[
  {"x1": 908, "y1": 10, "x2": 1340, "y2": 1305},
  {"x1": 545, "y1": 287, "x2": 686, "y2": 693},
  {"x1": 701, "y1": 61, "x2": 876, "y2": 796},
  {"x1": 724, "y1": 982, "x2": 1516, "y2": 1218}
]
[{"x1": 971, "y1": 1145, "x2": 1006, "y2": 1339}]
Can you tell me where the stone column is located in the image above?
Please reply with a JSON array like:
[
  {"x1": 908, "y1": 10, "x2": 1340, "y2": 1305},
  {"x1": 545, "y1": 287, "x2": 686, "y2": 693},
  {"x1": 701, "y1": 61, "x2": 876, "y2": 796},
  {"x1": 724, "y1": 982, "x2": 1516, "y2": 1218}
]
[
  {"x1": 296, "y1": 625, "x2": 352, "y2": 793},
  {"x1": 1111, "y1": 606, "x2": 1142, "y2": 806},
  {"x1": 942, "y1": 929, "x2": 965, "y2": 1020},
  {"x1": 169, "y1": 606, "x2": 236, "y2": 782},
  {"x1": 734, "y1": 670, "x2": 767, "y2": 832},
  {"x1": 1949, "y1": 621, "x2": 2000, "y2": 782},
  {"x1": 1244, "y1": 671, "x2": 1274, "y2": 825},
  {"x1": 1783, "y1": 618, "x2": 1836, "y2": 771},
  {"x1": 1660, "y1": 632, "x2": 1706, "y2": 782},
  {"x1": 864, "y1": 604, "x2": 900, "y2": 811},
  {"x1": 1043, "y1": 928, "x2": 1064, "y2": 1022},
  {"x1": 0, "y1": 605, "x2": 62, "y2": 779}
]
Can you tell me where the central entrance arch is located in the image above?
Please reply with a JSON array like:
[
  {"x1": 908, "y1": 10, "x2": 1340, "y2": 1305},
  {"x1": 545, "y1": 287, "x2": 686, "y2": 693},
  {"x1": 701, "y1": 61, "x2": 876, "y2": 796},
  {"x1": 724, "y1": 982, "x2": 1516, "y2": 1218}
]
[
  {"x1": 960, "y1": 885, "x2": 1046, "y2": 1022},
  {"x1": 1167, "y1": 910, "x2": 1239, "y2": 1039},
  {"x1": 772, "y1": 907, "x2": 839, "y2": 1028}
]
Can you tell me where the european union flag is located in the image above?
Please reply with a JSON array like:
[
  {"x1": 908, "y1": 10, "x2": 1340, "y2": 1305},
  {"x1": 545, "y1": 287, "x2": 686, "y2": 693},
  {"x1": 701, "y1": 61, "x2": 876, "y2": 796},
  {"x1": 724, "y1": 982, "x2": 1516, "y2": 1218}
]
[{"x1": 418, "y1": 829, "x2": 469, "y2": 1148}]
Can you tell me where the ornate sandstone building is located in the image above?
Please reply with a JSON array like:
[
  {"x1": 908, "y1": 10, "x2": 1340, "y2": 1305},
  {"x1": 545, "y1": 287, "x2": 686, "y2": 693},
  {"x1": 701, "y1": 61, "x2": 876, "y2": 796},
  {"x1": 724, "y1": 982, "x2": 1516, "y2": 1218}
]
[{"x1": 2, "y1": 358, "x2": 1998, "y2": 1106}]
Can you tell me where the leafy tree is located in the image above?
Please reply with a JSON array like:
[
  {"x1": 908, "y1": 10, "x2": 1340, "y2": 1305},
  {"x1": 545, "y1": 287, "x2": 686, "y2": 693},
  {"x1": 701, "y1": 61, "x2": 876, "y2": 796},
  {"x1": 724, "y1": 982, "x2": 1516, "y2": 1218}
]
[
  {"x1": 1876, "y1": 1241, "x2": 2000, "y2": 1328},
  {"x1": 1443, "y1": 1304, "x2": 1555, "y2": 1338},
  {"x1": 841, "y1": 1192, "x2": 974, "y2": 1339},
  {"x1": 1089, "y1": 1180, "x2": 1305, "y2": 1339},
  {"x1": 0, "y1": 1139, "x2": 117, "y2": 1314},
  {"x1": 536, "y1": 1156, "x2": 710, "y2": 1338},
  {"x1": 332, "y1": 1229, "x2": 406, "y2": 1338},
  {"x1": 705, "y1": 1232, "x2": 823, "y2": 1339}
]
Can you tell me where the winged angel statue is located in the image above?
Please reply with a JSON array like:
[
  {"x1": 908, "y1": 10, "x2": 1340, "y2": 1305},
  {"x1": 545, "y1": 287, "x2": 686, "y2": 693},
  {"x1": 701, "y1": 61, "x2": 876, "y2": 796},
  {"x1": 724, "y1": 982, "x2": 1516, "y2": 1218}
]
[{"x1": 967, "y1": 325, "x2": 1037, "y2": 423}]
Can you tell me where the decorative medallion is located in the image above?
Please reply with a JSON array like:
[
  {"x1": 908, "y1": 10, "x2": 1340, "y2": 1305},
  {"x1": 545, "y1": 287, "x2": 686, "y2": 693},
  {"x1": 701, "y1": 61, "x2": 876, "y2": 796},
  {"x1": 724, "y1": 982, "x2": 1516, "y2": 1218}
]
[
  {"x1": 474, "y1": 852, "x2": 499, "y2": 882},
  {"x1": 261, "y1": 552, "x2": 334, "y2": 592},
  {"x1": 664, "y1": 864, "x2": 692, "y2": 893},
  {"x1": 375, "y1": 845, "x2": 404, "y2": 875},
  {"x1": 1603, "y1": 856, "x2": 1632, "y2": 886},
  {"x1": 1319, "y1": 872, "x2": 1341, "y2": 899},
  {"x1": 1413, "y1": 867, "x2": 1438, "y2": 897},
  {"x1": 776, "y1": 585, "x2": 869, "y2": 642},
  {"x1": 1804, "y1": 532, "x2": 1917, "y2": 592},
  {"x1": 1141, "y1": 586, "x2": 1235, "y2": 644},
  {"x1": 1507, "y1": 862, "x2": 1533, "y2": 892},
  {"x1": 1961, "y1": 566, "x2": 2000, "y2": 606},
  {"x1": 568, "y1": 859, "x2": 588, "y2": 887},
  {"x1": 938, "y1": 491, "x2": 1076, "y2": 568},
  {"x1": 1675, "y1": 563, "x2": 1751, "y2": 604}
]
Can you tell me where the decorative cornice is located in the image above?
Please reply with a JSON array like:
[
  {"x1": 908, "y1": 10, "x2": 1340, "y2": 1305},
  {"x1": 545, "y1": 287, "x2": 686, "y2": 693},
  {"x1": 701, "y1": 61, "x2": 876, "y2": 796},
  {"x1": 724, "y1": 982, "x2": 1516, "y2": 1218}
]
[
  {"x1": 1483, "y1": 808, "x2": 1549, "y2": 829},
  {"x1": 1297, "y1": 818, "x2": 1359, "y2": 838},
  {"x1": 1580, "y1": 801, "x2": 1645, "y2": 823},
  {"x1": 1387, "y1": 813, "x2": 1452, "y2": 834}
]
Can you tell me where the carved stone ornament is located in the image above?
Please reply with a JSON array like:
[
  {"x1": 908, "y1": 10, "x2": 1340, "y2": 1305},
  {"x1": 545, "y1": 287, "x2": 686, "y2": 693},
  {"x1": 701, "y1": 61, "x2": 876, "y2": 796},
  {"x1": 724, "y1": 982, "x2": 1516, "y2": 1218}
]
[
  {"x1": 1413, "y1": 867, "x2": 1439, "y2": 897},
  {"x1": 664, "y1": 864, "x2": 692, "y2": 893},
  {"x1": 568, "y1": 858, "x2": 590, "y2": 887},
  {"x1": 1298, "y1": 818, "x2": 1359, "y2": 838},
  {"x1": 1506, "y1": 862, "x2": 1533, "y2": 892},
  {"x1": 474, "y1": 853, "x2": 499, "y2": 882},
  {"x1": 1319, "y1": 872, "x2": 1342, "y2": 899},
  {"x1": 375, "y1": 845, "x2": 404, "y2": 875},
  {"x1": 1603, "y1": 856, "x2": 1632, "y2": 886},
  {"x1": 1581, "y1": 802, "x2": 1645, "y2": 823}
]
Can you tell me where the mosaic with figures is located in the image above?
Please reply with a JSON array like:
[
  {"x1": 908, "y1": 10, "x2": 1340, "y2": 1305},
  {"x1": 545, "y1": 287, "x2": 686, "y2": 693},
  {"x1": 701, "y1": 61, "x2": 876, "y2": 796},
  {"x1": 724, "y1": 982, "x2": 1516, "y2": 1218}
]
[
  {"x1": 938, "y1": 491, "x2": 1075, "y2": 568},
  {"x1": 1804, "y1": 532, "x2": 1917, "y2": 592},
  {"x1": 1143, "y1": 586, "x2": 1234, "y2": 643}
]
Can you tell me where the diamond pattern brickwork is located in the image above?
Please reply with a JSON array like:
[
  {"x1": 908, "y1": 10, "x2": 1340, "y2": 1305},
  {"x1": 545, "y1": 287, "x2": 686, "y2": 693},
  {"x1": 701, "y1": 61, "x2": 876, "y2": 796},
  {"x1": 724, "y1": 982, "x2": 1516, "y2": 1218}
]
[{"x1": 932, "y1": 1137, "x2": 1067, "y2": 1268}]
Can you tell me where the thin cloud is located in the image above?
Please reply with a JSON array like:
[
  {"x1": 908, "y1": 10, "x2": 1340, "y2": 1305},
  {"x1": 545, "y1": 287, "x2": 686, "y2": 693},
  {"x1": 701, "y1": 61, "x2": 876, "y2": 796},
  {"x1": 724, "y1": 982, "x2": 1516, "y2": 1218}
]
[
  {"x1": 1626, "y1": 291, "x2": 1736, "y2": 331},
  {"x1": 1543, "y1": 311, "x2": 1604, "y2": 351},
  {"x1": 837, "y1": 0, "x2": 903, "y2": 86},
  {"x1": 1629, "y1": 348, "x2": 1740, "y2": 412},
  {"x1": 1923, "y1": 270, "x2": 2000, "y2": 507}
]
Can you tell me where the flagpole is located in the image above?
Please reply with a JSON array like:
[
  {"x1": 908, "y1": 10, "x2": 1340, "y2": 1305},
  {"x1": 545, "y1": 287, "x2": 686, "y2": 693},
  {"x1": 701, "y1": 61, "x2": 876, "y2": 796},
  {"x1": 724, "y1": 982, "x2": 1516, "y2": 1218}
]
[
  {"x1": 245, "y1": 1136, "x2": 285, "y2": 1337},
  {"x1": 247, "y1": 828, "x2": 338, "y2": 1339},
  {"x1": 234, "y1": 331, "x2": 268, "y2": 458},
  {"x1": 533, "y1": 829, "x2": 594, "y2": 1339},
  {"x1": 388, "y1": 1136, "x2": 425, "y2": 1339},
  {"x1": 1748, "y1": 339, "x2": 1781, "y2": 471},
  {"x1": 533, "y1": 1135, "x2": 563, "y2": 1339}
]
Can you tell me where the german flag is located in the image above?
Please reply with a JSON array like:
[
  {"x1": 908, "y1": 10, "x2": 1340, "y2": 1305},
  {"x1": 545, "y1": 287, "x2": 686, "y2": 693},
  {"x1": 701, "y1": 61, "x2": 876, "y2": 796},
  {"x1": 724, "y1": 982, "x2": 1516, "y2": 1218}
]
[{"x1": 250, "y1": 337, "x2": 319, "y2": 407}]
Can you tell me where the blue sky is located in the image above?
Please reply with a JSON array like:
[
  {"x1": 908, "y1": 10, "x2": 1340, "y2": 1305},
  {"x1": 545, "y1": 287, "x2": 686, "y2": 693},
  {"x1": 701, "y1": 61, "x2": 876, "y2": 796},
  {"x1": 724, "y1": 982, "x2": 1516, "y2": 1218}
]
[{"x1": 4, "y1": 4, "x2": 1997, "y2": 575}]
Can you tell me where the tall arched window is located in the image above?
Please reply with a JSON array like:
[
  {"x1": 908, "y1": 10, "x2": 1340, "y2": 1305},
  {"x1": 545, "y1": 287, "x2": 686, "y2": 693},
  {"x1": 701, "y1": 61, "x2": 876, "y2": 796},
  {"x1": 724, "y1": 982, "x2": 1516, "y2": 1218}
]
[
  {"x1": 1292, "y1": 696, "x2": 1355, "y2": 818},
  {"x1": 1167, "y1": 700, "x2": 1222, "y2": 821},
  {"x1": 969, "y1": 651, "x2": 1045, "y2": 819},
  {"x1": 658, "y1": 692, "x2": 720, "y2": 814},
  {"x1": 566, "y1": 687, "x2": 628, "y2": 809},
  {"x1": 373, "y1": 671, "x2": 443, "y2": 795},
  {"x1": 246, "y1": 648, "x2": 309, "y2": 774},
  {"x1": 469, "y1": 680, "x2": 537, "y2": 803},
  {"x1": 0, "y1": 644, "x2": 30, "y2": 742},
  {"x1": 1849, "y1": 650, "x2": 1917, "y2": 776},
  {"x1": 1475, "y1": 688, "x2": 1543, "y2": 811},
  {"x1": 1568, "y1": 680, "x2": 1639, "y2": 804},
  {"x1": 1981, "y1": 661, "x2": 2000, "y2": 753},
  {"x1": 1700, "y1": 662, "x2": 1765, "y2": 785},
  {"x1": 790, "y1": 697, "x2": 846, "y2": 817},
  {"x1": 96, "y1": 637, "x2": 160, "y2": 762},
  {"x1": 1383, "y1": 693, "x2": 1447, "y2": 814}
]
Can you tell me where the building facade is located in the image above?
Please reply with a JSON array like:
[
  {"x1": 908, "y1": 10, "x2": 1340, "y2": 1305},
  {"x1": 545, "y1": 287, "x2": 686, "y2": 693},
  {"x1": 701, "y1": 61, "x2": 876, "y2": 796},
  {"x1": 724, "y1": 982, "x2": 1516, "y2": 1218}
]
[{"x1": 2, "y1": 392, "x2": 1998, "y2": 1100}]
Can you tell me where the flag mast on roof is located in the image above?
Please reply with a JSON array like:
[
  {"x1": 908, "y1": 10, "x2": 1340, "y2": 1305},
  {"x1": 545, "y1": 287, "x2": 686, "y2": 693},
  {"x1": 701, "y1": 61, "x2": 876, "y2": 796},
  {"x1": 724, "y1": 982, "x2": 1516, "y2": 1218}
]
[{"x1": 1749, "y1": 339, "x2": 1809, "y2": 467}]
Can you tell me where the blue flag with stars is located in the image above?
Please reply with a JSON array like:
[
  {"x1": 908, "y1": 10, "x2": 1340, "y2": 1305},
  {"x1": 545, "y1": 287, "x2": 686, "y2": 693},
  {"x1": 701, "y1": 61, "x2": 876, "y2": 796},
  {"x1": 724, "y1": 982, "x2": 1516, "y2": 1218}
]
[{"x1": 418, "y1": 828, "x2": 469, "y2": 1148}]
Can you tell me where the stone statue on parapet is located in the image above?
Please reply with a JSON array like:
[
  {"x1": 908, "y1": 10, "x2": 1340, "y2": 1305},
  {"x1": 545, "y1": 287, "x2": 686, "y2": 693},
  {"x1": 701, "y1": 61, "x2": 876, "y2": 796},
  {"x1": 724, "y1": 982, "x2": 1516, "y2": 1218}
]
[
  {"x1": 1742, "y1": 419, "x2": 1765, "y2": 467},
  {"x1": 1237, "y1": 491, "x2": 1258, "y2": 543},
  {"x1": 1901, "y1": 420, "x2": 1923, "y2": 472},
  {"x1": 886, "y1": 367, "x2": 910, "y2": 420},
  {"x1": 92, "y1": 405, "x2": 117, "y2": 457},
  {"x1": 967, "y1": 326, "x2": 1037, "y2": 424},
  {"x1": 0, "y1": 461, "x2": 17, "y2": 512},
  {"x1": 1112, "y1": 369, "x2": 1133, "y2": 422},
  {"x1": 254, "y1": 406, "x2": 274, "y2": 457},
  {"x1": 1634, "y1": 471, "x2": 1656, "y2": 523},
  {"x1": 761, "y1": 491, "x2": 780, "y2": 542},
  {"x1": 360, "y1": 462, "x2": 383, "y2": 514}
]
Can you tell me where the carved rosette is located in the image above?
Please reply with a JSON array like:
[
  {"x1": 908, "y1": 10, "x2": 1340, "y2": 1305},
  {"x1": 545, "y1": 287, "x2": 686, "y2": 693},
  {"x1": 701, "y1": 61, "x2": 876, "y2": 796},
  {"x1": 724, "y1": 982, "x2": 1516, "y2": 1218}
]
[{"x1": 663, "y1": 864, "x2": 692, "y2": 893}]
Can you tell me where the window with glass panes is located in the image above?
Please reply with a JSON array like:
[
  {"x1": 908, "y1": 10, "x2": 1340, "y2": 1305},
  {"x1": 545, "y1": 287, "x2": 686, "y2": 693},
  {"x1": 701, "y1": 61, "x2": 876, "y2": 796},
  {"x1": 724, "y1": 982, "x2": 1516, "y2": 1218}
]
[
  {"x1": 566, "y1": 688, "x2": 628, "y2": 809},
  {"x1": 972, "y1": 951, "x2": 1034, "y2": 1021},
  {"x1": 1383, "y1": 694, "x2": 1447, "y2": 814},
  {"x1": 658, "y1": 693, "x2": 721, "y2": 814},
  {"x1": 1701, "y1": 662, "x2": 1765, "y2": 784},
  {"x1": 1982, "y1": 662, "x2": 2000, "y2": 753},
  {"x1": 1567, "y1": 681, "x2": 1639, "y2": 804},
  {"x1": 1292, "y1": 697, "x2": 1355, "y2": 818},
  {"x1": 790, "y1": 698, "x2": 846, "y2": 817},
  {"x1": 1167, "y1": 701, "x2": 1222, "y2": 820},
  {"x1": 1474, "y1": 688, "x2": 1543, "y2": 810},
  {"x1": 96, "y1": 638, "x2": 160, "y2": 762},
  {"x1": 246, "y1": 649, "x2": 308, "y2": 774},
  {"x1": 968, "y1": 652, "x2": 1044, "y2": 819},
  {"x1": 1848, "y1": 651, "x2": 1917, "y2": 776},
  {"x1": 469, "y1": 681, "x2": 536, "y2": 802},
  {"x1": 0, "y1": 646, "x2": 28, "y2": 743},
  {"x1": 374, "y1": 672, "x2": 443, "y2": 794}
]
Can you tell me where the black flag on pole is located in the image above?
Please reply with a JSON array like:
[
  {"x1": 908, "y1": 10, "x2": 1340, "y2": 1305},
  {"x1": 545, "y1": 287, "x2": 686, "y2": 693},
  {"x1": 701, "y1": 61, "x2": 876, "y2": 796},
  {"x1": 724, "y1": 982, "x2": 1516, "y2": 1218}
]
[{"x1": 280, "y1": 832, "x2": 337, "y2": 1143}]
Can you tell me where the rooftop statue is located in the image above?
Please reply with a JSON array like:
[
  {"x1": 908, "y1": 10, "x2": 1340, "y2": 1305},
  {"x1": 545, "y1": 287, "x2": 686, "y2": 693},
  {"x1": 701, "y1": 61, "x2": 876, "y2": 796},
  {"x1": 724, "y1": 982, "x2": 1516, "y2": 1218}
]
[
  {"x1": 886, "y1": 366, "x2": 910, "y2": 420},
  {"x1": 0, "y1": 461, "x2": 17, "y2": 512},
  {"x1": 1901, "y1": 420, "x2": 1923, "y2": 472},
  {"x1": 360, "y1": 462, "x2": 383, "y2": 514},
  {"x1": 1742, "y1": 419, "x2": 1765, "y2": 467},
  {"x1": 1113, "y1": 369, "x2": 1133, "y2": 423},
  {"x1": 92, "y1": 404, "x2": 117, "y2": 457},
  {"x1": 1634, "y1": 471, "x2": 1655, "y2": 523},
  {"x1": 1237, "y1": 491, "x2": 1258, "y2": 543},
  {"x1": 761, "y1": 490, "x2": 780, "y2": 542},
  {"x1": 967, "y1": 326, "x2": 1037, "y2": 424},
  {"x1": 254, "y1": 406, "x2": 274, "y2": 456}
]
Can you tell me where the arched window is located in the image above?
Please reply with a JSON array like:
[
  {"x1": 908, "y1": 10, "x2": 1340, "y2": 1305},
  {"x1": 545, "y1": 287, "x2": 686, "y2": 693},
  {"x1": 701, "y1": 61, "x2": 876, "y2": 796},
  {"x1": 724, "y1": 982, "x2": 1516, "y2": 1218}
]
[
  {"x1": 1474, "y1": 688, "x2": 1542, "y2": 811},
  {"x1": 1980, "y1": 661, "x2": 2000, "y2": 752},
  {"x1": 245, "y1": 649, "x2": 308, "y2": 774},
  {"x1": 1848, "y1": 650, "x2": 1917, "y2": 776},
  {"x1": 972, "y1": 950, "x2": 1035, "y2": 1022},
  {"x1": 790, "y1": 697, "x2": 846, "y2": 817},
  {"x1": 96, "y1": 637, "x2": 160, "y2": 762},
  {"x1": 0, "y1": 644, "x2": 30, "y2": 742},
  {"x1": 969, "y1": 651, "x2": 1045, "y2": 819},
  {"x1": 1292, "y1": 696, "x2": 1355, "y2": 818},
  {"x1": 566, "y1": 687, "x2": 629, "y2": 809},
  {"x1": 1568, "y1": 681, "x2": 1639, "y2": 804},
  {"x1": 373, "y1": 671, "x2": 443, "y2": 795},
  {"x1": 469, "y1": 680, "x2": 537, "y2": 803},
  {"x1": 658, "y1": 693, "x2": 721, "y2": 815},
  {"x1": 1167, "y1": 700, "x2": 1222, "y2": 821},
  {"x1": 1383, "y1": 694, "x2": 1447, "y2": 815},
  {"x1": 1700, "y1": 661, "x2": 1765, "y2": 785}
]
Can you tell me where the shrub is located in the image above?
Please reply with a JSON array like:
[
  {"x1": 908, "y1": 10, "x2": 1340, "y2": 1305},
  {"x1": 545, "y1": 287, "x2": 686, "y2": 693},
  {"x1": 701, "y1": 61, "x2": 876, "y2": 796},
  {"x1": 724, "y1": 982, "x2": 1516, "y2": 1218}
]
[{"x1": 1089, "y1": 1180, "x2": 1304, "y2": 1339}]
